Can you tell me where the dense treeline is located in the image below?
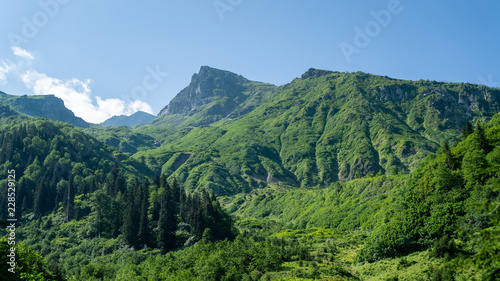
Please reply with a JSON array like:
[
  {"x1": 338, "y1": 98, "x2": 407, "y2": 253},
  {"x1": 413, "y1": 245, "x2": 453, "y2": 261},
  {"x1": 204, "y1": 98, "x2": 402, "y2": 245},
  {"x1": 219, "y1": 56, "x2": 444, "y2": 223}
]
[
  {"x1": 0, "y1": 111, "x2": 499, "y2": 279},
  {"x1": 0, "y1": 117, "x2": 237, "y2": 278},
  {"x1": 0, "y1": 118, "x2": 151, "y2": 222},
  {"x1": 357, "y1": 118, "x2": 500, "y2": 279}
]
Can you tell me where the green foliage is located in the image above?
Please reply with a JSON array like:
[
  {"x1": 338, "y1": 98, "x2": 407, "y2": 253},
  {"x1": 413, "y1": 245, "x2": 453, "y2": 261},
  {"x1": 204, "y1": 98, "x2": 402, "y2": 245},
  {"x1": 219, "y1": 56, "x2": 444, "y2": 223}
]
[
  {"x1": 1, "y1": 71, "x2": 500, "y2": 280},
  {"x1": 356, "y1": 113, "x2": 500, "y2": 274},
  {"x1": 0, "y1": 236, "x2": 56, "y2": 280},
  {"x1": 125, "y1": 70, "x2": 500, "y2": 195},
  {"x1": 430, "y1": 235, "x2": 455, "y2": 259}
]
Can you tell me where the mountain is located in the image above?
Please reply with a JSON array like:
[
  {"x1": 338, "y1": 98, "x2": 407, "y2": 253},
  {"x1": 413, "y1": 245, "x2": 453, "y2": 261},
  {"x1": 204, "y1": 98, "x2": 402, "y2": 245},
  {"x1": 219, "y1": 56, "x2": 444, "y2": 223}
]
[
  {"x1": 101, "y1": 111, "x2": 156, "y2": 127},
  {"x1": 151, "y1": 66, "x2": 278, "y2": 127},
  {"x1": 1, "y1": 67, "x2": 499, "y2": 280},
  {"x1": 0, "y1": 91, "x2": 89, "y2": 128},
  {"x1": 131, "y1": 68, "x2": 500, "y2": 194}
]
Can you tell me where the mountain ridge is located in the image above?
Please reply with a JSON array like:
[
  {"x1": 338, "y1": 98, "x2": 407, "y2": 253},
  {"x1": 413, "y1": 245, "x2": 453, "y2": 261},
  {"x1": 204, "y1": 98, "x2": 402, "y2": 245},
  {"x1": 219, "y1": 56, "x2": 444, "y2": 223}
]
[
  {"x1": 151, "y1": 66, "x2": 278, "y2": 128},
  {"x1": 0, "y1": 91, "x2": 89, "y2": 128},
  {"x1": 128, "y1": 67, "x2": 500, "y2": 194},
  {"x1": 101, "y1": 111, "x2": 156, "y2": 127}
]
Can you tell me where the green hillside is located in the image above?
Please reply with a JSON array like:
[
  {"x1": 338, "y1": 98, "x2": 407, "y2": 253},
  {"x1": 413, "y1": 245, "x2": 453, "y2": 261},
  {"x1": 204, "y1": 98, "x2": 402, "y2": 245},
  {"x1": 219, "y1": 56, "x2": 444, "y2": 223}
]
[
  {"x1": 127, "y1": 68, "x2": 500, "y2": 195},
  {"x1": 0, "y1": 92, "x2": 89, "y2": 128},
  {"x1": 0, "y1": 67, "x2": 499, "y2": 280}
]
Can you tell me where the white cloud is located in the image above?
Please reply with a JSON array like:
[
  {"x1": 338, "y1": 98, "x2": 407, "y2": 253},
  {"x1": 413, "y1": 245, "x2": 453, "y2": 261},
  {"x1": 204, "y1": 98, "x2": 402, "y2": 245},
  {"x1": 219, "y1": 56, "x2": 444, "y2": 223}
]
[
  {"x1": 126, "y1": 100, "x2": 153, "y2": 115},
  {"x1": 21, "y1": 70, "x2": 154, "y2": 124},
  {"x1": 1, "y1": 46, "x2": 154, "y2": 124},
  {"x1": 12, "y1": 47, "x2": 34, "y2": 60}
]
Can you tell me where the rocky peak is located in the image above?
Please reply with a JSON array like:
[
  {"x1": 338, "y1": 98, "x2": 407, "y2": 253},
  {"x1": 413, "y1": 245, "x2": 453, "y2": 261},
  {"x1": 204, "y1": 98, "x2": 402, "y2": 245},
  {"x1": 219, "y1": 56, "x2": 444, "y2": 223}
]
[
  {"x1": 301, "y1": 68, "x2": 336, "y2": 79},
  {"x1": 159, "y1": 66, "x2": 247, "y2": 116}
]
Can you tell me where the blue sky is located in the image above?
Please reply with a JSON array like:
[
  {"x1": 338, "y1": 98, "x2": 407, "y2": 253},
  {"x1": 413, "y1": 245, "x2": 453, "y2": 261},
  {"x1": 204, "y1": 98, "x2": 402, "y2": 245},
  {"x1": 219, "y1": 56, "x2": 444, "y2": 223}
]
[{"x1": 0, "y1": 0, "x2": 499, "y2": 123}]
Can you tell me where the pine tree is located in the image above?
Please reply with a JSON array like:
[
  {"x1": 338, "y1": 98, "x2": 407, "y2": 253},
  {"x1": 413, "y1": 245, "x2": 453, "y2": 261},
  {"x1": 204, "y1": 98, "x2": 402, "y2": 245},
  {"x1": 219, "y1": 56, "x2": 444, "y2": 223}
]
[
  {"x1": 443, "y1": 141, "x2": 456, "y2": 170},
  {"x1": 34, "y1": 173, "x2": 50, "y2": 218},
  {"x1": 63, "y1": 176, "x2": 75, "y2": 222},
  {"x1": 122, "y1": 179, "x2": 140, "y2": 249},
  {"x1": 475, "y1": 121, "x2": 491, "y2": 153},
  {"x1": 158, "y1": 184, "x2": 177, "y2": 254},
  {"x1": 150, "y1": 177, "x2": 161, "y2": 222},
  {"x1": 106, "y1": 164, "x2": 119, "y2": 196},
  {"x1": 461, "y1": 121, "x2": 474, "y2": 139},
  {"x1": 138, "y1": 179, "x2": 151, "y2": 248}
]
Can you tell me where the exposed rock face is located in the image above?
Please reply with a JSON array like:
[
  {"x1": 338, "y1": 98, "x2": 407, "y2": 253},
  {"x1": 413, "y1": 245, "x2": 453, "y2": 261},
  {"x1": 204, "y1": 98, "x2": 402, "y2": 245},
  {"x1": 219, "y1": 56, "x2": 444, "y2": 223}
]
[
  {"x1": 301, "y1": 68, "x2": 336, "y2": 79},
  {"x1": 157, "y1": 66, "x2": 277, "y2": 127},
  {"x1": 102, "y1": 111, "x2": 156, "y2": 127},
  {"x1": 372, "y1": 83, "x2": 500, "y2": 132},
  {"x1": 138, "y1": 68, "x2": 500, "y2": 191},
  {"x1": 11, "y1": 95, "x2": 89, "y2": 128},
  {"x1": 159, "y1": 66, "x2": 247, "y2": 116},
  {"x1": 373, "y1": 85, "x2": 418, "y2": 102}
]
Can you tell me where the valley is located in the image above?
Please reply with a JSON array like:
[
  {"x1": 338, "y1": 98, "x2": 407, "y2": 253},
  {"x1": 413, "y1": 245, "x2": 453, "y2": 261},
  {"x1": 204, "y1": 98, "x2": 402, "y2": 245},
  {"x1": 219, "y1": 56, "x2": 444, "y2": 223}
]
[{"x1": 0, "y1": 66, "x2": 499, "y2": 280}]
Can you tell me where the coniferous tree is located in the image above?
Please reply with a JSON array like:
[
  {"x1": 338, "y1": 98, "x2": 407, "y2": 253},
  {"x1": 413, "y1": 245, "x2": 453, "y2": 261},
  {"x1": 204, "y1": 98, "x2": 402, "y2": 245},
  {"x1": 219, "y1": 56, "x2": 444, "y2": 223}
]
[
  {"x1": 106, "y1": 164, "x2": 119, "y2": 196},
  {"x1": 475, "y1": 121, "x2": 491, "y2": 153},
  {"x1": 34, "y1": 173, "x2": 50, "y2": 218},
  {"x1": 150, "y1": 176, "x2": 164, "y2": 222},
  {"x1": 461, "y1": 120, "x2": 474, "y2": 139},
  {"x1": 122, "y1": 179, "x2": 140, "y2": 249},
  {"x1": 172, "y1": 178, "x2": 181, "y2": 206},
  {"x1": 443, "y1": 141, "x2": 456, "y2": 170},
  {"x1": 63, "y1": 176, "x2": 75, "y2": 222},
  {"x1": 138, "y1": 179, "x2": 151, "y2": 248},
  {"x1": 153, "y1": 175, "x2": 160, "y2": 191},
  {"x1": 110, "y1": 194, "x2": 123, "y2": 238},
  {"x1": 158, "y1": 184, "x2": 177, "y2": 254}
]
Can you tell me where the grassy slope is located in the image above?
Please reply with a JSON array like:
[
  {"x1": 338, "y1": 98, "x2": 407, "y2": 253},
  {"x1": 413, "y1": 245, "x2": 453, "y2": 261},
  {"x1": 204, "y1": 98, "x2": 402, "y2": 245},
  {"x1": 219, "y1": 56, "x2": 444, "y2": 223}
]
[{"x1": 129, "y1": 70, "x2": 500, "y2": 195}]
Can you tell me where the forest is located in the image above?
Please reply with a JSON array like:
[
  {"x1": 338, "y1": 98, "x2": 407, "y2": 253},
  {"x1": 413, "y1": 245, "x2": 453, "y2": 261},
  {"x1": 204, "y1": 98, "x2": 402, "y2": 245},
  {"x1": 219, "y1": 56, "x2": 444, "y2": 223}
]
[{"x1": 0, "y1": 71, "x2": 499, "y2": 280}]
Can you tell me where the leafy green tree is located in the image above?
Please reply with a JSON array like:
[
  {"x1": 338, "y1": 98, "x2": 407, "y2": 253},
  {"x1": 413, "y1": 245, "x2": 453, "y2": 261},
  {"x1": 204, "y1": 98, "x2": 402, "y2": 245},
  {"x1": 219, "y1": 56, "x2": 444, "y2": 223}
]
[
  {"x1": 86, "y1": 190, "x2": 116, "y2": 238},
  {"x1": 0, "y1": 236, "x2": 55, "y2": 280},
  {"x1": 462, "y1": 146, "x2": 488, "y2": 188},
  {"x1": 467, "y1": 172, "x2": 500, "y2": 280}
]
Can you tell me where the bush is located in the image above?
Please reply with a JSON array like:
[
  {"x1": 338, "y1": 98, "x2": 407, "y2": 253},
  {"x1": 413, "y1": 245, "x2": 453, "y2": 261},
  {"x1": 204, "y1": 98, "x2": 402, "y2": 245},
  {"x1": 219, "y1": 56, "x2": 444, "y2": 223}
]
[
  {"x1": 427, "y1": 265, "x2": 455, "y2": 281},
  {"x1": 430, "y1": 235, "x2": 455, "y2": 259}
]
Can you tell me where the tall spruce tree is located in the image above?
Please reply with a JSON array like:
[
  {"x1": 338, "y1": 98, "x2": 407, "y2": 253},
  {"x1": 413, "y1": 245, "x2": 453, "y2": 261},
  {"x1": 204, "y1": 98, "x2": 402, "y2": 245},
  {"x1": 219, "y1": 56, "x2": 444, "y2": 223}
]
[
  {"x1": 122, "y1": 179, "x2": 140, "y2": 249},
  {"x1": 158, "y1": 183, "x2": 177, "y2": 254},
  {"x1": 63, "y1": 175, "x2": 75, "y2": 222},
  {"x1": 461, "y1": 120, "x2": 474, "y2": 139},
  {"x1": 475, "y1": 121, "x2": 491, "y2": 153},
  {"x1": 443, "y1": 141, "x2": 456, "y2": 170},
  {"x1": 138, "y1": 179, "x2": 151, "y2": 248}
]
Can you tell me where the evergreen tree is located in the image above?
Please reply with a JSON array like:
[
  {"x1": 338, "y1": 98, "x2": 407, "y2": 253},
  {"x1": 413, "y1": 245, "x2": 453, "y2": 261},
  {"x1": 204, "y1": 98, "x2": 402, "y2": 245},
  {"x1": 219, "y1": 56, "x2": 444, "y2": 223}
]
[
  {"x1": 33, "y1": 173, "x2": 50, "y2": 218},
  {"x1": 461, "y1": 120, "x2": 474, "y2": 139},
  {"x1": 443, "y1": 141, "x2": 456, "y2": 170},
  {"x1": 475, "y1": 121, "x2": 491, "y2": 153},
  {"x1": 63, "y1": 176, "x2": 75, "y2": 222},
  {"x1": 122, "y1": 179, "x2": 140, "y2": 249},
  {"x1": 106, "y1": 164, "x2": 119, "y2": 196},
  {"x1": 150, "y1": 179, "x2": 161, "y2": 222},
  {"x1": 138, "y1": 179, "x2": 151, "y2": 248},
  {"x1": 158, "y1": 184, "x2": 177, "y2": 254}
]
